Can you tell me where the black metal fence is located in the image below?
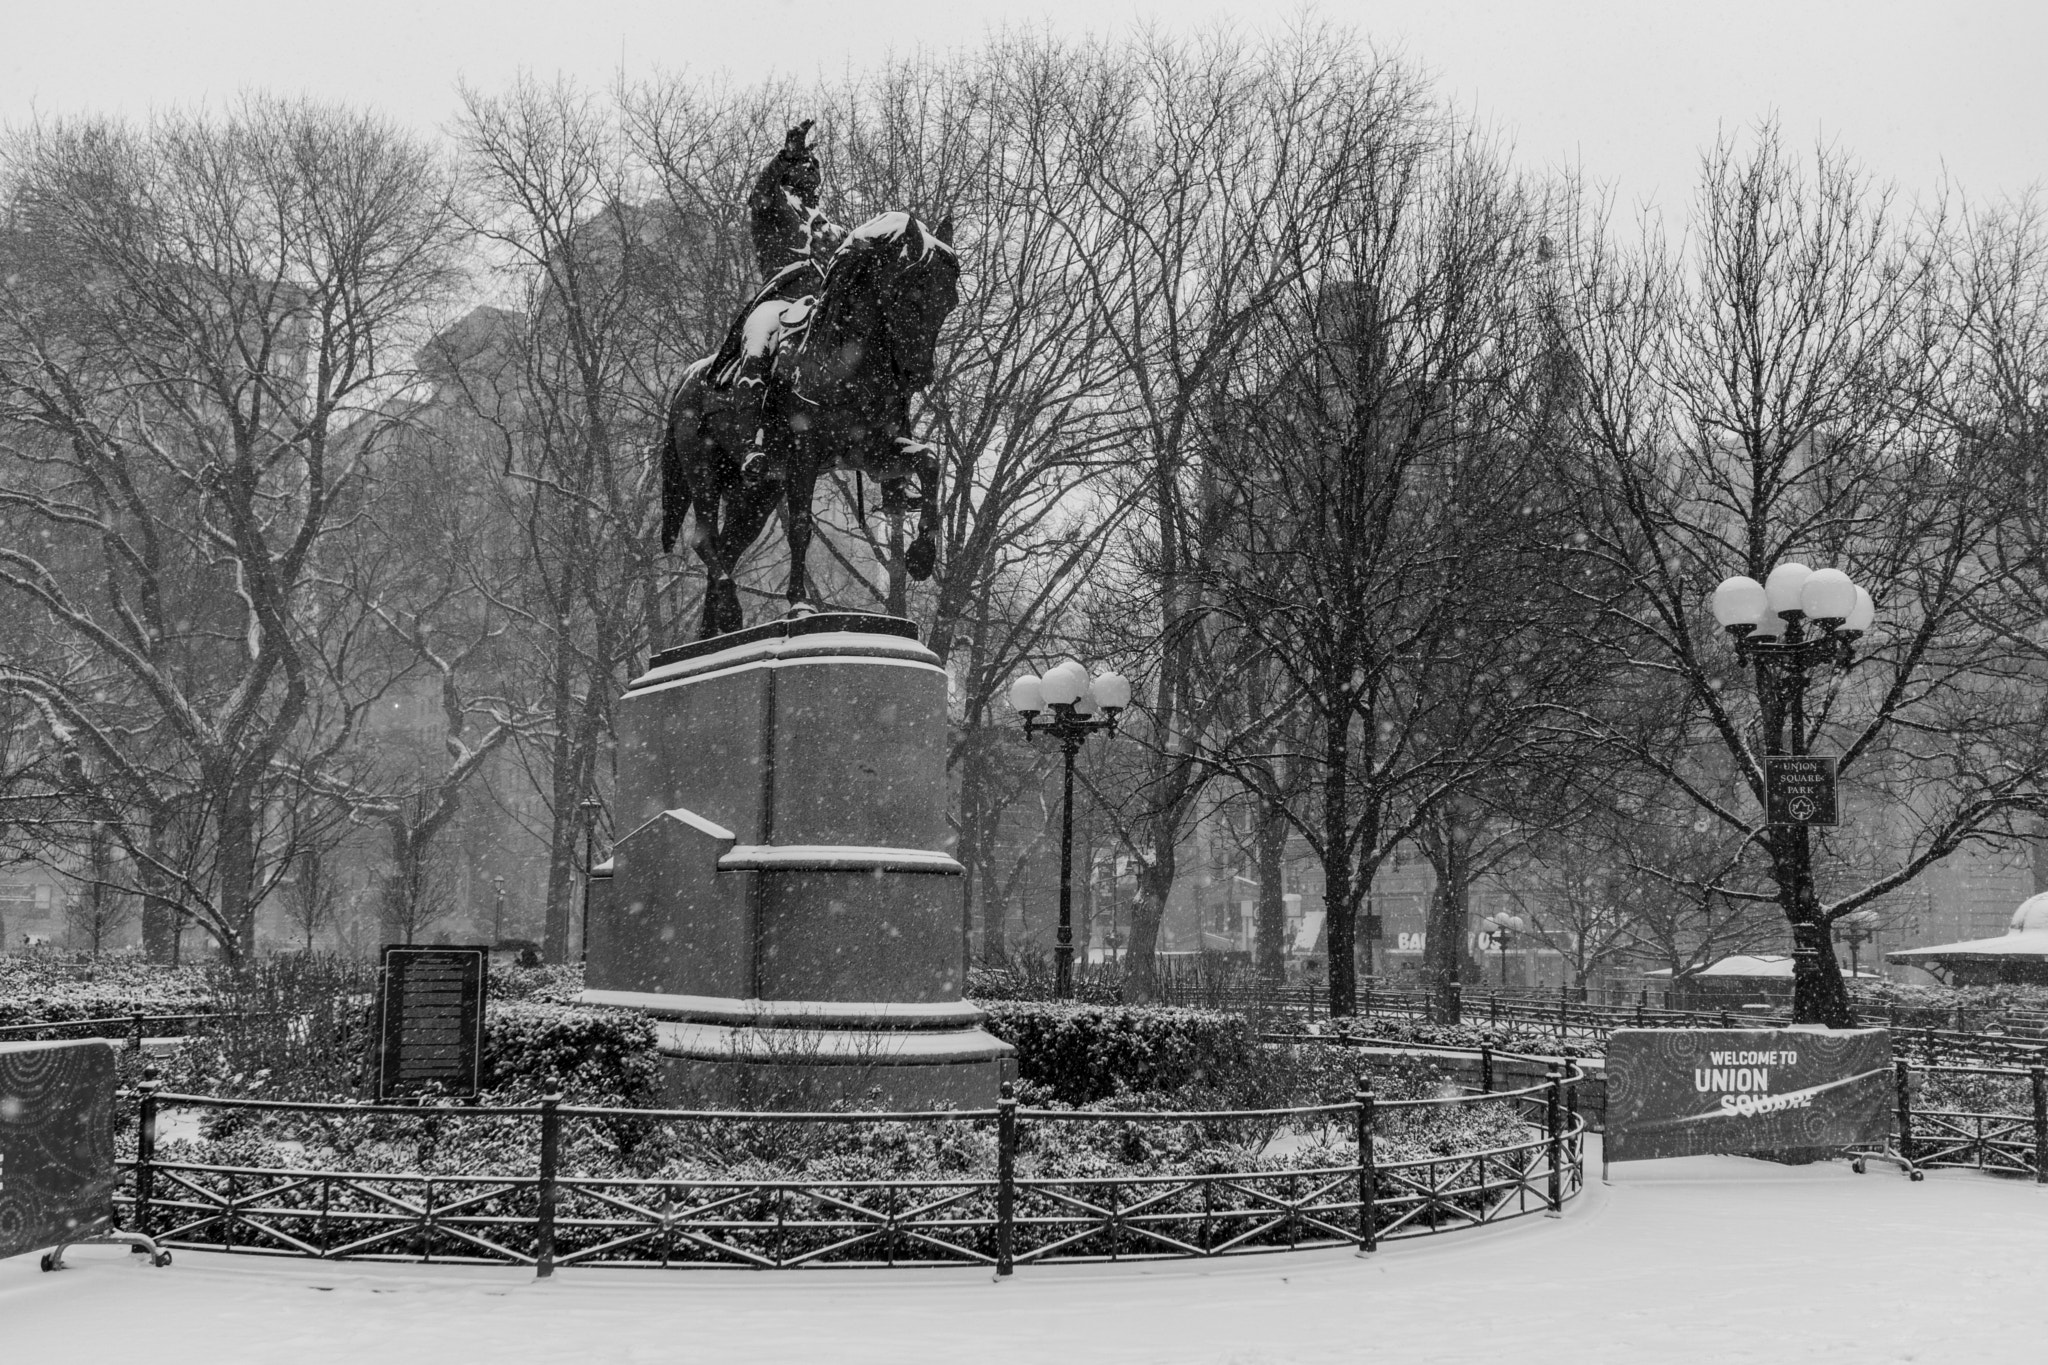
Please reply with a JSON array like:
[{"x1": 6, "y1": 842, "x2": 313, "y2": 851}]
[
  {"x1": 1889, "y1": 1058, "x2": 2048, "y2": 1182},
  {"x1": 0, "y1": 1012, "x2": 230, "y2": 1050},
  {"x1": 116, "y1": 1052, "x2": 1587, "y2": 1274}
]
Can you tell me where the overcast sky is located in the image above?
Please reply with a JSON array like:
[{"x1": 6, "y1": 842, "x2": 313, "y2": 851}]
[{"x1": 6, "y1": 1, "x2": 2043, "y2": 214}]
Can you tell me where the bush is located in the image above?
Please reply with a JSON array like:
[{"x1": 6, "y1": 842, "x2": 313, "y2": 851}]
[
  {"x1": 482, "y1": 1001, "x2": 660, "y2": 1105},
  {"x1": 0, "y1": 952, "x2": 214, "y2": 1027},
  {"x1": 1315, "y1": 1014, "x2": 1599, "y2": 1059},
  {"x1": 490, "y1": 962, "x2": 587, "y2": 1004},
  {"x1": 977, "y1": 1000, "x2": 1257, "y2": 1104}
]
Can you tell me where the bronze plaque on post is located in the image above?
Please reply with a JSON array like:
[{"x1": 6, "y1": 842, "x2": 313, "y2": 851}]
[
  {"x1": 375, "y1": 945, "x2": 487, "y2": 1101},
  {"x1": 1766, "y1": 756, "x2": 1838, "y2": 826}
]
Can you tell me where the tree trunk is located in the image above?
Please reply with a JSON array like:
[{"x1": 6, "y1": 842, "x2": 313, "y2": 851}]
[
  {"x1": 1321, "y1": 713, "x2": 1357, "y2": 1016},
  {"x1": 1255, "y1": 797, "x2": 1288, "y2": 986},
  {"x1": 215, "y1": 792, "x2": 259, "y2": 966},
  {"x1": 1421, "y1": 821, "x2": 1474, "y2": 1024},
  {"x1": 140, "y1": 811, "x2": 179, "y2": 962},
  {"x1": 1774, "y1": 825, "x2": 1855, "y2": 1027},
  {"x1": 1126, "y1": 853, "x2": 1174, "y2": 1001}
]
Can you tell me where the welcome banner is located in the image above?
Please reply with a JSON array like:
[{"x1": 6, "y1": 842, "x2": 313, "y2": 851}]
[
  {"x1": 1604, "y1": 1027, "x2": 1892, "y2": 1162},
  {"x1": 0, "y1": 1039, "x2": 117, "y2": 1259}
]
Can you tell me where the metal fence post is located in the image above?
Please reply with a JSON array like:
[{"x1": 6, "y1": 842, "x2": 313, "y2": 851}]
[
  {"x1": 2032, "y1": 1066, "x2": 2048, "y2": 1186},
  {"x1": 1544, "y1": 1064, "x2": 1564, "y2": 1216},
  {"x1": 535, "y1": 1091, "x2": 562, "y2": 1278},
  {"x1": 995, "y1": 1081, "x2": 1017, "y2": 1277},
  {"x1": 1894, "y1": 1059, "x2": 1914, "y2": 1168},
  {"x1": 1479, "y1": 1043, "x2": 1493, "y2": 1094},
  {"x1": 1635, "y1": 991, "x2": 1646, "y2": 1027},
  {"x1": 130, "y1": 1012, "x2": 146, "y2": 1057},
  {"x1": 1719, "y1": 1009, "x2": 1733, "y2": 1029},
  {"x1": 1355, "y1": 1074, "x2": 1377, "y2": 1253},
  {"x1": 1489, "y1": 992, "x2": 1499, "y2": 1026},
  {"x1": 133, "y1": 1066, "x2": 161, "y2": 1237}
]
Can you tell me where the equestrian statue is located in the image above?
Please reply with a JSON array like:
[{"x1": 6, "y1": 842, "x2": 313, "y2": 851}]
[{"x1": 658, "y1": 120, "x2": 959, "y2": 638}]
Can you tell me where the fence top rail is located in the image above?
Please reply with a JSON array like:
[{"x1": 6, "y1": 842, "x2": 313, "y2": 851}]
[
  {"x1": 131, "y1": 1117, "x2": 1583, "y2": 1189},
  {"x1": 151, "y1": 1092, "x2": 541, "y2": 1119},
  {"x1": 0, "y1": 1011, "x2": 238, "y2": 1034},
  {"x1": 1376, "y1": 1113, "x2": 1586, "y2": 1171},
  {"x1": 1021, "y1": 1101, "x2": 1353, "y2": 1123},
  {"x1": 1377, "y1": 1081, "x2": 1554, "y2": 1110},
  {"x1": 146, "y1": 1086, "x2": 1560, "y2": 1127},
  {"x1": 1911, "y1": 1061, "x2": 2046, "y2": 1078},
  {"x1": 1266, "y1": 1034, "x2": 1590, "y2": 1075},
  {"x1": 565, "y1": 1104, "x2": 1000, "y2": 1123}
]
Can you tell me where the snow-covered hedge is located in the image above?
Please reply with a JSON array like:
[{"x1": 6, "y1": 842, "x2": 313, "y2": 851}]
[
  {"x1": 976, "y1": 1000, "x2": 1258, "y2": 1103},
  {"x1": 482, "y1": 1001, "x2": 659, "y2": 1103},
  {"x1": 1315, "y1": 1014, "x2": 1599, "y2": 1060},
  {"x1": 0, "y1": 953, "x2": 215, "y2": 1027}
]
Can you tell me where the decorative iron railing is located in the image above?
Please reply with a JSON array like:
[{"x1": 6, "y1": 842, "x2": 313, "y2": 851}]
[
  {"x1": 1887, "y1": 1058, "x2": 2048, "y2": 1181},
  {"x1": 115, "y1": 1053, "x2": 1587, "y2": 1275}
]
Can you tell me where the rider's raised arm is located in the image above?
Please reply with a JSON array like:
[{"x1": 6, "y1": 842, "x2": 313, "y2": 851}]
[{"x1": 748, "y1": 121, "x2": 821, "y2": 281}]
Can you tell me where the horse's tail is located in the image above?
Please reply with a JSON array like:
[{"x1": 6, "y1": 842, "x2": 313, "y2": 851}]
[{"x1": 658, "y1": 361, "x2": 707, "y2": 553}]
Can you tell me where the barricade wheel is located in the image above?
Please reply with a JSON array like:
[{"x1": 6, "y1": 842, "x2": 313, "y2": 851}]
[
  {"x1": 152, "y1": 1250, "x2": 173, "y2": 1267},
  {"x1": 1909, "y1": 1169, "x2": 1924, "y2": 1182},
  {"x1": 39, "y1": 1252, "x2": 55, "y2": 1272}
]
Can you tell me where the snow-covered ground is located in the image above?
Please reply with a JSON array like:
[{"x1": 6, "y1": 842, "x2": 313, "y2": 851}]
[{"x1": 6, "y1": 1143, "x2": 2043, "y2": 1364}]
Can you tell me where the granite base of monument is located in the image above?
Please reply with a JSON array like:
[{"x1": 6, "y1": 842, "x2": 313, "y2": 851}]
[{"x1": 582, "y1": 613, "x2": 1011, "y2": 1107}]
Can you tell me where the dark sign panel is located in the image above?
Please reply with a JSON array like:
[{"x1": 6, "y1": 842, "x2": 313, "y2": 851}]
[
  {"x1": 376, "y1": 945, "x2": 488, "y2": 1101},
  {"x1": 1605, "y1": 1027, "x2": 1891, "y2": 1162},
  {"x1": 1362, "y1": 914, "x2": 1385, "y2": 942},
  {"x1": 0, "y1": 1040, "x2": 117, "y2": 1259},
  {"x1": 1766, "y1": 756, "x2": 1838, "y2": 826}
]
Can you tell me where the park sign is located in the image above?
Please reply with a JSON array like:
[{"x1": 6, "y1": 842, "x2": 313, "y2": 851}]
[
  {"x1": 375, "y1": 945, "x2": 488, "y2": 1101},
  {"x1": 1604, "y1": 1027, "x2": 1891, "y2": 1163},
  {"x1": 0, "y1": 1040, "x2": 118, "y2": 1260},
  {"x1": 1766, "y1": 755, "x2": 1838, "y2": 826}
]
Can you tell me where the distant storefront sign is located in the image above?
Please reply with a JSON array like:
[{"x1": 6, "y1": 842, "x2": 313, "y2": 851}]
[
  {"x1": 375, "y1": 945, "x2": 488, "y2": 1101},
  {"x1": 1766, "y1": 756, "x2": 1838, "y2": 826},
  {"x1": 1604, "y1": 1027, "x2": 1891, "y2": 1163}
]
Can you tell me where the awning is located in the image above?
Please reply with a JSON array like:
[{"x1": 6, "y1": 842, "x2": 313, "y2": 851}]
[{"x1": 1888, "y1": 931, "x2": 2048, "y2": 962}]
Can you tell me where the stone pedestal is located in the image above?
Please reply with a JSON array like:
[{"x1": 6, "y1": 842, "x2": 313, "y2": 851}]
[{"x1": 583, "y1": 613, "x2": 1011, "y2": 1106}]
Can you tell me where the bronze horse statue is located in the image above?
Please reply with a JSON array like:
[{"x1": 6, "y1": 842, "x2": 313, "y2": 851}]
[{"x1": 659, "y1": 211, "x2": 959, "y2": 638}]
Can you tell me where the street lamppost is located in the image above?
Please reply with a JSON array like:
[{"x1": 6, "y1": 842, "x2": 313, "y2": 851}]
[
  {"x1": 491, "y1": 875, "x2": 506, "y2": 946},
  {"x1": 1007, "y1": 660, "x2": 1131, "y2": 999},
  {"x1": 1836, "y1": 907, "x2": 1880, "y2": 979},
  {"x1": 579, "y1": 798, "x2": 604, "y2": 965},
  {"x1": 1711, "y1": 562, "x2": 1875, "y2": 1026},
  {"x1": 1478, "y1": 912, "x2": 1524, "y2": 988}
]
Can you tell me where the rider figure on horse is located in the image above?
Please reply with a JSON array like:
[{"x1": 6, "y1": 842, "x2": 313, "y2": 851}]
[{"x1": 715, "y1": 120, "x2": 846, "y2": 477}]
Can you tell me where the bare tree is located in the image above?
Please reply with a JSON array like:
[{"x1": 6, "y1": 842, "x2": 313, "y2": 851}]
[
  {"x1": 1560, "y1": 125, "x2": 2048, "y2": 1024},
  {"x1": 0, "y1": 101, "x2": 461, "y2": 961},
  {"x1": 453, "y1": 78, "x2": 682, "y2": 961}
]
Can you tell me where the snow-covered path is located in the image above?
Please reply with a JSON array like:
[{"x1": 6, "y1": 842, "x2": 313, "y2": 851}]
[{"x1": 6, "y1": 1147, "x2": 2044, "y2": 1364}]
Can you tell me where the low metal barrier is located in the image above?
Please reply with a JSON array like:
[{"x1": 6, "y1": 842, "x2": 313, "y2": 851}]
[
  {"x1": 114, "y1": 1052, "x2": 1587, "y2": 1274},
  {"x1": 1888, "y1": 1059, "x2": 2048, "y2": 1181},
  {"x1": 0, "y1": 1012, "x2": 230, "y2": 1051}
]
